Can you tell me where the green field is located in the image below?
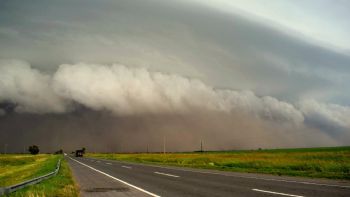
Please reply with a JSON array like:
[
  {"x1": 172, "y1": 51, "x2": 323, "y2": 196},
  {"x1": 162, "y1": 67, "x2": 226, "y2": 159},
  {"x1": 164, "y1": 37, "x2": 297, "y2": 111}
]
[
  {"x1": 0, "y1": 154, "x2": 78, "y2": 196},
  {"x1": 87, "y1": 146, "x2": 350, "y2": 180}
]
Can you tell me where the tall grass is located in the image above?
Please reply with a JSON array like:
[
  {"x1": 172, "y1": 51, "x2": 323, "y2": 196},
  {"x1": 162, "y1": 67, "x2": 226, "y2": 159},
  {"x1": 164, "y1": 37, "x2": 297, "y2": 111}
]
[
  {"x1": 0, "y1": 154, "x2": 57, "y2": 187},
  {"x1": 8, "y1": 158, "x2": 78, "y2": 197},
  {"x1": 88, "y1": 146, "x2": 350, "y2": 180},
  {"x1": 0, "y1": 154, "x2": 78, "y2": 196}
]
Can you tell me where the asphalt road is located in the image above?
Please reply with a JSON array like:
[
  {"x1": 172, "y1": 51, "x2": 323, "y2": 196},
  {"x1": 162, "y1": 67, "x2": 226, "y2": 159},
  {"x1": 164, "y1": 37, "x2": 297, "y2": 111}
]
[
  {"x1": 67, "y1": 157, "x2": 146, "y2": 197},
  {"x1": 67, "y1": 156, "x2": 350, "y2": 197}
]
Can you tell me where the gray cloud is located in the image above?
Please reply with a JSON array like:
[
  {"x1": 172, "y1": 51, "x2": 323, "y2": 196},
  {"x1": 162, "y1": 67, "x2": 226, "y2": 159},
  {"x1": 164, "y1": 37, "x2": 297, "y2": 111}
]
[
  {"x1": 1, "y1": 61, "x2": 304, "y2": 125},
  {"x1": 0, "y1": 109, "x2": 339, "y2": 153},
  {"x1": 53, "y1": 63, "x2": 306, "y2": 125},
  {"x1": 0, "y1": 60, "x2": 349, "y2": 151},
  {"x1": 0, "y1": 109, "x2": 5, "y2": 116},
  {"x1": 1, "y1": 0, "x2": 350, "y2": 104},
  {"x1": 0, "y1": 60, "x2": 69, "y2": 114},
  {"x1": 299, "y1": 100, "x2": 350, "y2": 132},
  {"x1": 0, "y1": 0, "x2": 349, "y2": 151}
]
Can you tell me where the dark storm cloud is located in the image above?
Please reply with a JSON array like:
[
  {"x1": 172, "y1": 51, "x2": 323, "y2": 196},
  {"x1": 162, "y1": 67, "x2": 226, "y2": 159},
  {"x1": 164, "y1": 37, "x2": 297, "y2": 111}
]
[
  {"x1": 0, "y1": 109, "x2": 340, "y2": 153},
  {"x1": 0, "y1": 61, "x2": 349, "y2": 153},
  {"x1": 0, "y1": 0, "x2": 349, "y2": 152},
  {"x1": 1, "y1": 0, "x2": 349, "y2": 101}
]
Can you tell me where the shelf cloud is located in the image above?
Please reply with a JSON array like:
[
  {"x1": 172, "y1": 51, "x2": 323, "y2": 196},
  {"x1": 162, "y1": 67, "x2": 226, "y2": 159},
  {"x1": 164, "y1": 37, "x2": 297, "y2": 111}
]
[
  {"x1": 1, "y1": 60, "x2": 306, "y2": 124},
  {"x1": 0, "y1": 0, "x2": 349, "y2": 152},
  {"x1": 0, "y1": 60, "x2": 349, "y2": 152}
]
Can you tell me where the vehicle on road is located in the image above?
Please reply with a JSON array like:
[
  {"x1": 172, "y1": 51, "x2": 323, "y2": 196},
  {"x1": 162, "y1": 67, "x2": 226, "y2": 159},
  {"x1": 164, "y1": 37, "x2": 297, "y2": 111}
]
[{"x1": 75, "y1": 150, "x2": 84, "y2": 157}]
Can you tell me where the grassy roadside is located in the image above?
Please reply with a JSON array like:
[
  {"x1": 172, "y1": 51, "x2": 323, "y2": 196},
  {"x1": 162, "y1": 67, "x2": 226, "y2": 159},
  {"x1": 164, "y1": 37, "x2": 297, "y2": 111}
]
[
  {"x1": 0, "y1": 154, "x2": 78, "y2": 197},
  {"x1": 87, "y1": 146, "x2": 350, "y2": 180},
  {"x1": 0, "y1": 154, "x2": 58, "y2": 187},
  {"x1": 8, "y1": 157, "x2": 79, "y2": 197}
]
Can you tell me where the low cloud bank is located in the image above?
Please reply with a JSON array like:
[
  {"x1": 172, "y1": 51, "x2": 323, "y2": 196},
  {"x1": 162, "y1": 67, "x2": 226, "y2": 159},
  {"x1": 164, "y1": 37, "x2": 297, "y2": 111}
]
[
  {"x1": 0, "y1": 60, "x2": 69, "y2": 113},
  {"x1": 0, "y1": 110, "x2": 339, "y2": 153},
  {"x1": 0, "y1": 109, "x2": 5, "y2": 116},
  {"x1": 1, "y1": 60, "x2": 304, "y2": 123},
  {"x1": 0, "y1": 59, "x2": 349, "y2": 150},
  {"x1": 299, "y1": 100, "x2": 350, "y2": 132}
]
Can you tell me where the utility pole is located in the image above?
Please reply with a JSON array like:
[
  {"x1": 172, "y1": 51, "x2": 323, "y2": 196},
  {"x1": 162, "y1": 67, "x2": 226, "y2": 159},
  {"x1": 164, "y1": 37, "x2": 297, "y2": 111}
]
[
  {"x1": 163, "y1": 136, "x2": 166, "y2": 154},
  {"x1": 200, "y1": 139, "x2": 203, "y2": 152},
  {"x1": 147, "y1": 144, "x2": 149, "y2": 153},
  {"x1": 4, "y1": 144, "x2": 8, "y2": 154}
]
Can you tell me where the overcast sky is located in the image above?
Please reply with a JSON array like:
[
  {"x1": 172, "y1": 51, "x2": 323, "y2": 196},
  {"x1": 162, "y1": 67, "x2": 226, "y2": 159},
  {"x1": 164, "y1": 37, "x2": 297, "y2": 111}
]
[
  {"x1": 198, "y1": 0, "x2": 350, "y2": 51},
  {"x1": 0, "y1": 0, "x2": 349, "y2": 152}
]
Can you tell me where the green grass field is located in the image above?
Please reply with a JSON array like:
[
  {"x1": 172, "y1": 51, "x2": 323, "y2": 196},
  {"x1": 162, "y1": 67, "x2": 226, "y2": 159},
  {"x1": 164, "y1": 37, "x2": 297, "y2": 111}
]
[
  {"x1": 87, "y1": 146, "x2": 350, "y2": 180},
  {"x1": 0, "y1": 154, "x2": 58, "y2": 187},
  {"x1": 0, "y1": 154, "x2": 78, "y2": 196}
]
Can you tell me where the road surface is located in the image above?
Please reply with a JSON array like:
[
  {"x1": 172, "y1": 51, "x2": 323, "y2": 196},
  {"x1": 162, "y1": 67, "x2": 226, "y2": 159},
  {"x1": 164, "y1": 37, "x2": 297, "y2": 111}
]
[{"x1": 67, "y1": 156, "x2": 350, "y2": 197}]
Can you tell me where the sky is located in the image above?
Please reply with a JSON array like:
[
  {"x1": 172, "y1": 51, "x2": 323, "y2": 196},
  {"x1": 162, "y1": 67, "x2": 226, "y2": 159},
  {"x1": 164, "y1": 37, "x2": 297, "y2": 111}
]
[
  {"x1": 0, "y1": 0, "x2": 349, "y2": 152},
  {"x1": 198, "y1": 0, "x2": 350, "y2": 52}
]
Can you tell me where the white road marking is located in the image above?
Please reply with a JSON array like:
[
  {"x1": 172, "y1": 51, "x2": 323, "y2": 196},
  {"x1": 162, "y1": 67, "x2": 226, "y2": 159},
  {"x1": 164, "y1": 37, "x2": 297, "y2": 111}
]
[
  {"x1": 122, "y1": 165, "x2": 132, "y2": 169},
  {"x1": 252, "y1": 189, "x2": 303, "y2": 197},
  {"x1": 86, "y1": 158, "x2": 350, "y2": 189},
  {"x1": 69, "y1": 157, "x2": 160, "y2": 197},
  {"x1": 106, "y1": 162, "x2": 112, "y2": 165},
  {"x1": 154, "y1": 172, "x2": 180, "y2": 178}
]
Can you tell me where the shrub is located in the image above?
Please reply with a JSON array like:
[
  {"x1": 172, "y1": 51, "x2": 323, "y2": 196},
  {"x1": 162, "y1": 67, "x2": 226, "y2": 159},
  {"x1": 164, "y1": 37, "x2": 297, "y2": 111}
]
[{"x1": 28, "y1": 145, "x2": 39, "y2": 155}]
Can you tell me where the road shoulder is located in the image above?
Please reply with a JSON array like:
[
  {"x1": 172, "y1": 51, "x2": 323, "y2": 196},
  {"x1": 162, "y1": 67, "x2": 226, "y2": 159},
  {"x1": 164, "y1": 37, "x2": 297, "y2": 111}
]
[{"x1": 67, "y1": 156, "x2": 148, "y2": 197}]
